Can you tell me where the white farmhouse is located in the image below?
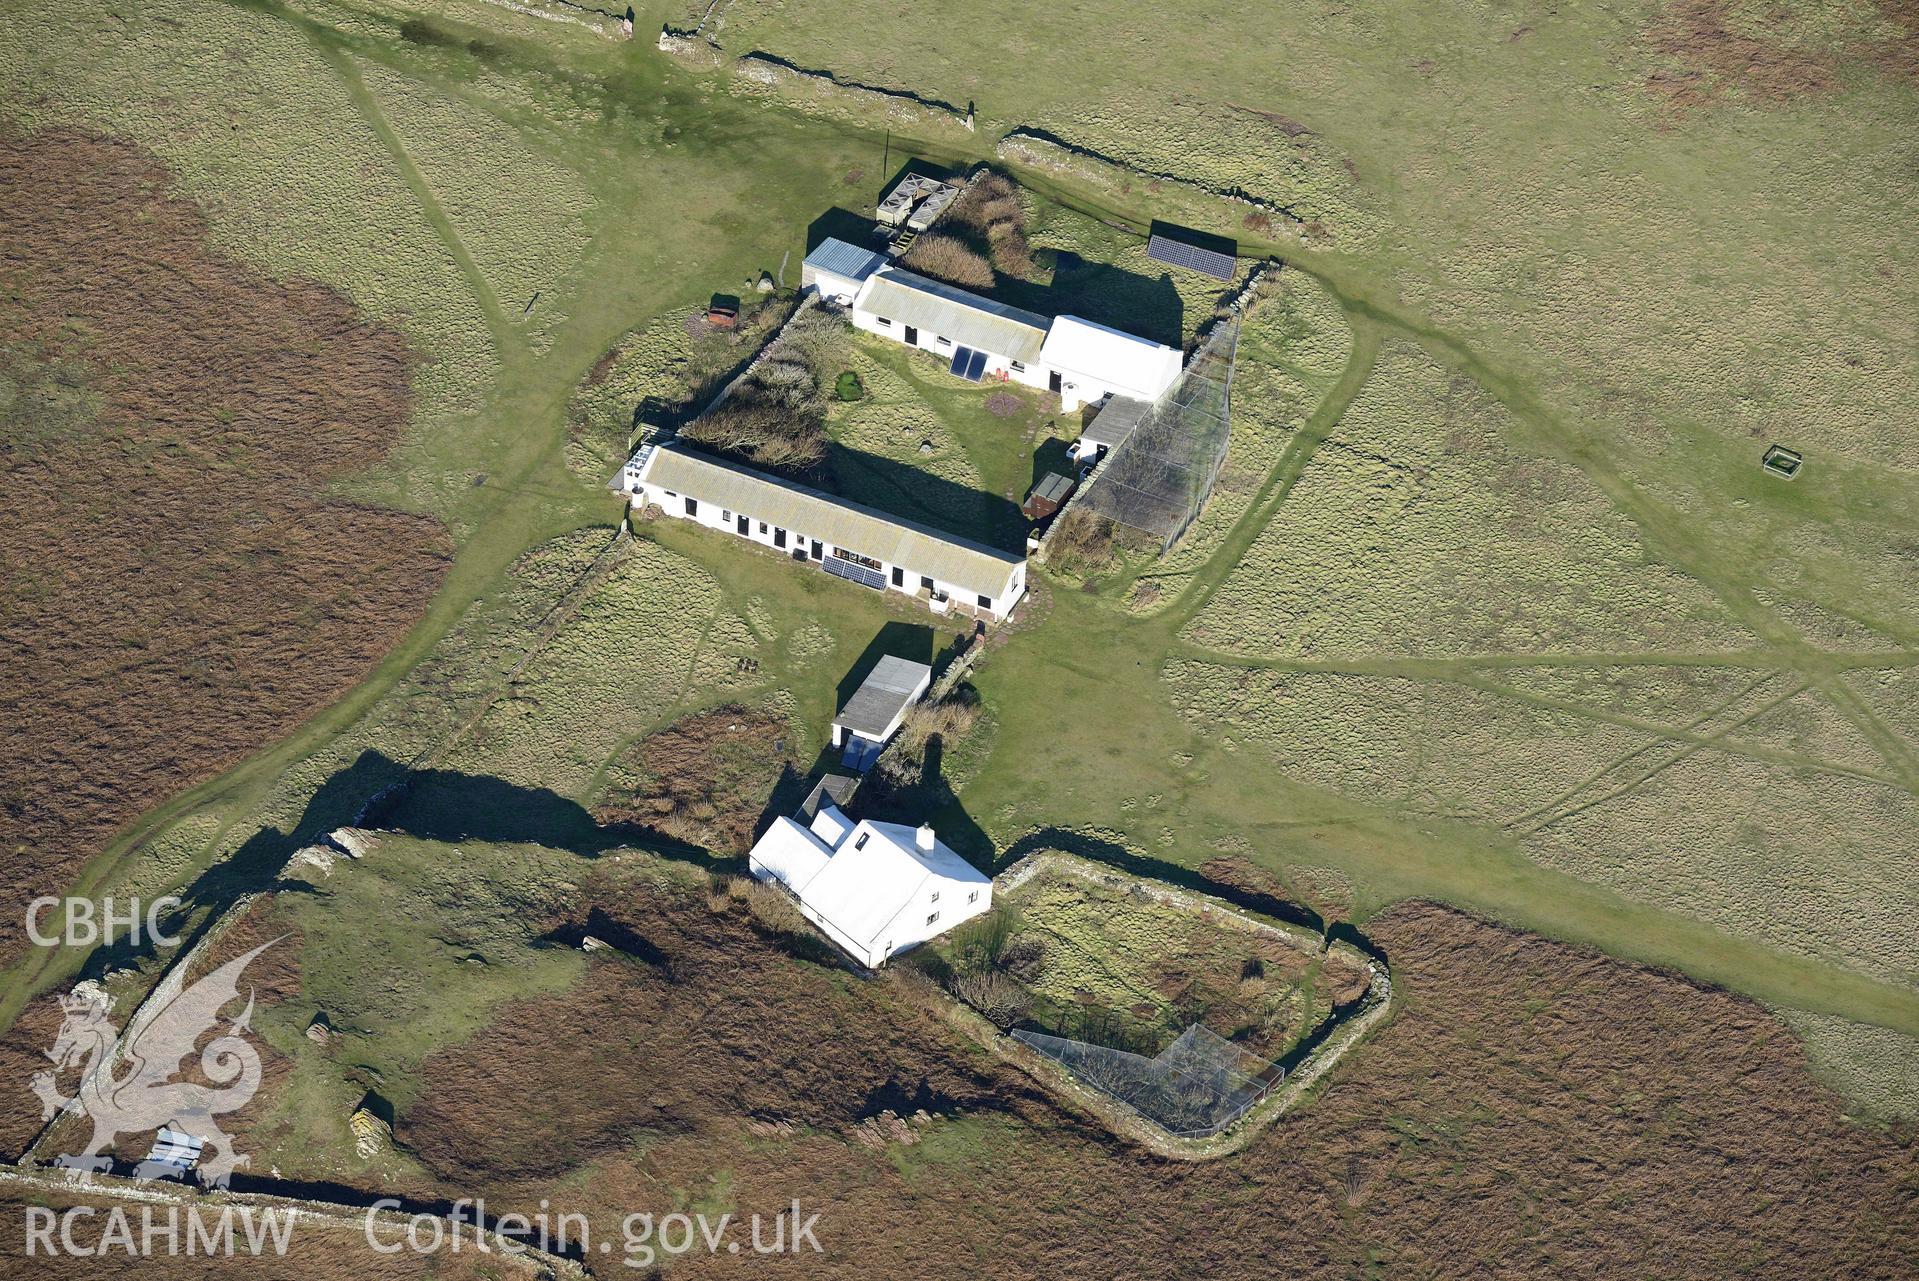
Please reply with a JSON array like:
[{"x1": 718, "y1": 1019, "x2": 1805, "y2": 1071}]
[
  {"x1": 748, "y1": 806, "x2": 992, "y2": 968},
  {"x1": 621, "y1": 442, "x2": 1026, "y2": 621}
]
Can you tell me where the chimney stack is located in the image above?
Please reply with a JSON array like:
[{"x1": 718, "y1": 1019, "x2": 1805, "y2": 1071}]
[{"x1": 916, "y1": 824, "x2": 936, "y2": 852}]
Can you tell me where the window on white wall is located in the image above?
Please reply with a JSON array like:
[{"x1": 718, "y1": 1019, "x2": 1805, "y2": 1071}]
[
  {"x1": 968, "y1": 890, "x2": 980, "y2": 904},
  {"x1": 930, "y1": 890, "x2": 940, "y2": 904},
  {"x1": 925, "y1": 912, "x2": 939, "y2": 927},
  {"x1": 875, "y1": 316, "x2": 893, "y2": 327}
]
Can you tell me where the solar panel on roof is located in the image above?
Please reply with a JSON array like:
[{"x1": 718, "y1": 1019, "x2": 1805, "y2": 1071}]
[{"x1": 1148, "y1": 233, "x2": 1236, "y2": 281}]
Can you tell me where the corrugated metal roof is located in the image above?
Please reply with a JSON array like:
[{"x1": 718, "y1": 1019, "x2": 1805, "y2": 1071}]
[
  {"x1": 1082, "y1": 394, "x2": 1152, "y2": 447},
  {"x1": 836, "y1": 655, "x2": 931, "y2": 739},
  {"x1": 1042, "y1": 316, "x2": 1184, "y2": 402},
  {"x1": 854, "y1": 269, "x2": 1050, "y2": 364},
  {"x1": 804, "y1": 237, "x2": 888, "y2": 285},
  {"x1": 641, "y1": 445, "x2": 1023, "y2": 599}
]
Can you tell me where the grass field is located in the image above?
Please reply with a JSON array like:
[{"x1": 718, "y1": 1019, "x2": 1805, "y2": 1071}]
[{"x1": 972, "y1": 860, "x2": 1370, "y2": 1059}]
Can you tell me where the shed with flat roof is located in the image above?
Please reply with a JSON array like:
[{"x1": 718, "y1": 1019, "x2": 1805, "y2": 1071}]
[{"x1": 833, "y1": 655, "x2": 932, "y2": 769}]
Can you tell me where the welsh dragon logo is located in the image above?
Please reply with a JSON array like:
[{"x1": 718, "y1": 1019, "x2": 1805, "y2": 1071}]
[{"x1": 32, "y1": 939, "x2": 278, "y2": 1188}]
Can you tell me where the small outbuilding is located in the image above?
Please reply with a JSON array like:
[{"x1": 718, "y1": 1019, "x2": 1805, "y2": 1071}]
[
  {"x1": 1069, "y1": 394, "x2": 1152, "y2": 466},
  {"x1": 801, "y1": 237, "x2": 889, "y2": 305},
  {"x1": 833, "y1": 655, "x2": 932, "y2": 771},
  {"x1": 748, "y1": 806, "x2": 992, "y2": 968},
  {"x1": 1022, "y1": 472, "x2": 1076, "y2": 521}
]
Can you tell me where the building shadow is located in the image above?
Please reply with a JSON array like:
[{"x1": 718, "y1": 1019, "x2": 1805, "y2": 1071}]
[
  {"x1": 993, "y1": 828, "x2": 1329, "y2": 936},
  {"x1": 807, "y1": 207, "x2": 889, "y2": 253},
  {"x1": 835, "y1": 622, "x2": 938, "y2": 708},
  {"x1": 854, "y1": 736, "x2": 993, "y2": 873},
  {"x1": 1028, "y1": 435, "x2": 1077, "y2": 493},
  {"x1": 819, "y1": 439, "x2": 1029, "y2": 552},
  {"x1": 993, "y1": 255, "x2": 1185, "y2": 349}
]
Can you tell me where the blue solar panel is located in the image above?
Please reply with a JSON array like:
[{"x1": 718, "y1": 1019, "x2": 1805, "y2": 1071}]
[
  {"x1": 949, "y1": 345, "x2": 972, "y2": 377},
  {"x1": 824, "y1": 556, "x2": 886, "y2": 590},
  {"x1": 1148, "y1": 232, "x2": 1236, "y2": 281},
  {"x1": 965, "y1": 348, "x2": 987, "y2": 380}
]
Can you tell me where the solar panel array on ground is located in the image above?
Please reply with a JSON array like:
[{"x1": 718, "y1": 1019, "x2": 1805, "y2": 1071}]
[
  {"x1": 1148, "y1": 232, "x2": 1236, "y2": 281},
  {"x1": 824, "y1": 555, "x2": 886, "y2": 590}
]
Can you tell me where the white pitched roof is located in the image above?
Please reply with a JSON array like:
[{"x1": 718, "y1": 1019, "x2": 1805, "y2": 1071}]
[
  {"x1": 750, "y1": 816, "x2": 834, "y2": 888},
  {"x1": 1040, "y1": 315, "x2": 1184, "y2": 402},
  {"x1": 749, "y1": 812, "x2": 989, "y2": 951},
  {"x1": 800, "y1": 820, "x2": 988, "y2": 949},
  {"x1": 854, "y1": 268, "x2": 1050, "y2": 364},
  {"x1": 638, "y1": 445, "x2": 1023, "y2": 600}
]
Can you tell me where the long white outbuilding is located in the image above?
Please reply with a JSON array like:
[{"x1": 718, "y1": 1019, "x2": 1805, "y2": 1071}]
[
  {"x1": 621, "y1": 443, "x2": 1027, "y2": 621},
  {"x1": 802, "y1": 239, "x2": 1187, "y2": 411}
]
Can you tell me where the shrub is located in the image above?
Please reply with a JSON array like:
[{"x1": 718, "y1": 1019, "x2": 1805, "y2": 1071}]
[
  {"x1": 1045, "y1": 506, "x2": 1118, "y2": 574},
  {"x1": 834, "y1": 370, "x2": 863, "y2": 401},
  {"x1": 1000, "y1": 933, "x2": 1046, "y2": 982},
  {"x1": 952, "y1": 969, "x2": 1031, "y2": 1029},
  {"x1": 680, "y1": 393, "x2": 826, "y2": 471},
  {"x1": 952, "y1": 906, "x2": 1019, "y2": 974},
  {"x1": 901, "y1": 233, "x2": 994, "y2": 289}
]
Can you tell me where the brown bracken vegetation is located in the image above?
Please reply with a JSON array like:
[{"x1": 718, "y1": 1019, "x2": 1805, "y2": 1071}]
[
  {"x1": 399, "y1": 894, "x2": 1915, "y2": 1278},
  {"x1": 593, "y1": 705, "x2": 795, "y2": 856},
  {"x1": 1647, "y1": 0, "x2": 1919, "y2": 110},
  {"x1": 0, "y1": 129, "x2": 449, "y2": 967},
  {"x1": 899, "y1": 232, "x2": 996, "y2": 290}
]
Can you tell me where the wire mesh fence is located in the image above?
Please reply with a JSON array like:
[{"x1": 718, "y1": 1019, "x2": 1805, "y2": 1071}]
[
  {"x1": 1011, "y1": 1023, "x2": 1282, "y2": 1138},
  {"x1": 1076, "y1": 313, "x2": 1241, "y2": 552}
]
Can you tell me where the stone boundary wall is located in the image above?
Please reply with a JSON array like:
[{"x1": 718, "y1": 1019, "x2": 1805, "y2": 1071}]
[
  {"x1": 956, "y1": 850, "x2": 1396, "y2": 1159},
  {"x1": 997, "y1": 129, "x2": 1308, "y2": 244},
  {"x1": 732, "y1": 53, "x2": 974, "y2": 136}
]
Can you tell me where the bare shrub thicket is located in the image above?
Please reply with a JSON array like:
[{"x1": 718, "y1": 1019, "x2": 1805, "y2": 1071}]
[
  {"x1": 952, "y1": 170, "x2": 1033, "y2": 277},
  {"x1": 594, "y1": 705, "x2": 793, "y2": 855},
  {"x1": 900, "y1": 232, "x2": 995, "y2": 289},
  {"x1": 1044, "y1": 506, "x2": 1119, "y2": 574},
  {"x1": 873, "y1": 685, "x2": 982, "y2": 794},
  {"x1": 679, "y1": 305, "x2": 844, "y2": 472}
]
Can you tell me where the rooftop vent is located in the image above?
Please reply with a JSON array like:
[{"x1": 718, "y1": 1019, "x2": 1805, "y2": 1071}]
[{"x1": 916, "y1": 825, "x2": 936, "y2": 852}]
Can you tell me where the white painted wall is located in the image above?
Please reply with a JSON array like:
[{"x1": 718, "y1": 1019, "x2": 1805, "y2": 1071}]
[
  {"x1": 848, "y1": 306, "x2": 1051, "y2": 394},
  {"x1": 867, "y1": 869, "x2": 992, "y2": 967},
  {"x1": 627, "y1": 477, "x2": 1025, "y2": 621}
]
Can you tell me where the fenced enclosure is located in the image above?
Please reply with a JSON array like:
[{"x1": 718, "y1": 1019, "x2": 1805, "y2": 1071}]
[
  {"x1": 1075, "y1": 312, "x2": 1241, "y2": 551},
  {"x1": 1012, "y1": 1023, "x2": 1282, "y2": 1138}
]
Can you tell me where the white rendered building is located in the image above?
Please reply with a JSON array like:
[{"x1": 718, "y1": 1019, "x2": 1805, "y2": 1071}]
[{"x1": 748, "y1": 806, "x2": 993, "y2": 968}]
